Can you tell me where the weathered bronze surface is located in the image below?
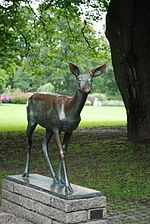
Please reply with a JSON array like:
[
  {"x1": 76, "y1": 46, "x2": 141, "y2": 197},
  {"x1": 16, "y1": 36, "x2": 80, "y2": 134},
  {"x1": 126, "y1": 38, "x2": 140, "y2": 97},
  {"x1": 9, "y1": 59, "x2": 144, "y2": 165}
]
[{"x1": 22, "y1": 62, "x2": 106, "y2": 195}]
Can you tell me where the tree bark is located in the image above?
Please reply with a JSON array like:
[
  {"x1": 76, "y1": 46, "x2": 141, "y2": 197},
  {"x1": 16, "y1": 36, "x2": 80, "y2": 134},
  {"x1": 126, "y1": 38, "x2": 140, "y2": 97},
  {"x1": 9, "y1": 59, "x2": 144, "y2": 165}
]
[{"x1": 106, "y1": 0, "x2": 150, "y2": 142}]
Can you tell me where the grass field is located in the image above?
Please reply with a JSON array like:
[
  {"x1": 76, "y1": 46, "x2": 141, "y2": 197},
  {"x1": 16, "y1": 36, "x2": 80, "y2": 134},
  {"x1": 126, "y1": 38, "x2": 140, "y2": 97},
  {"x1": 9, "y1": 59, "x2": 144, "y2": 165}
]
[{"x1": 0, "y1": 104, "x2": 127, "y2": 131}]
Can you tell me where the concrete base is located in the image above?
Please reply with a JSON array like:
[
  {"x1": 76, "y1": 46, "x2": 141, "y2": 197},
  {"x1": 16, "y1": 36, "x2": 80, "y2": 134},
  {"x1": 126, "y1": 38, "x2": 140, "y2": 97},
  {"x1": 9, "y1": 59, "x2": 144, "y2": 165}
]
[{"x1": 1, "y1": 174, "x2": 107, "y2": 224}]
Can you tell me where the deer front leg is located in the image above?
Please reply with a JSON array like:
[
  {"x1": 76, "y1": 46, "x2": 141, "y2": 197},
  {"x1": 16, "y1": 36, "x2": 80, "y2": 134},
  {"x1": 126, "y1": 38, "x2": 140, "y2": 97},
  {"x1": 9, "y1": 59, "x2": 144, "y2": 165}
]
[
  {"x1": 42, "y1": 129, "x2": 58, "y2": 185},
  {"x1": 54, "y1": 131, "x2": 73, "y2": 194},
  {"x1": 57, "y1": 132, "x2": 72, "y2": 186}
]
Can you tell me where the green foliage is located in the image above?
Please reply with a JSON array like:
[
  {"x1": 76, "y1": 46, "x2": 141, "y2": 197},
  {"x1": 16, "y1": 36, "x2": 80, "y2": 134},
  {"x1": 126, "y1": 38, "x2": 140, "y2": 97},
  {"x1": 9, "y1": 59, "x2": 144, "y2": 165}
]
[
  {"x1": 92, "y1": 93, "x2": 108, "y2": 101},
  {"x1": 10, "y1": 89, "x2": 32, "y2": 104},
  {"x1": 2, "y1": 89, "x2": 32, "y2": 104},
  {"x1": 0, "y1": 0, "x2": 119, "y2": 100},
  {"x1": 0, "y1": 0, "x2": 110, "y2": 67},
  {"x1": 17, "y1": 5, "x2": 111, "y2": 95},
  {"x1": 0, "y1": 69, "x2": 7, "y2": 93},
  {"x1": 12, "y1": 68, "x2": 35, "y2": 92},
  {"x1": 10, "y1": 96, "x2": 29, "y2": 104},
  {"x1": 37, "y1": 82, "x2": 54, "y2": 93},
  {"x1": 92, "y1": 65, "x2": 122, "y2": 99},
  {"x1": 0, "y1": 1, "x2": 27, "y2": 68},
  {"x1": 9, "y1": 63, "x2": 48, "y2": 93}
]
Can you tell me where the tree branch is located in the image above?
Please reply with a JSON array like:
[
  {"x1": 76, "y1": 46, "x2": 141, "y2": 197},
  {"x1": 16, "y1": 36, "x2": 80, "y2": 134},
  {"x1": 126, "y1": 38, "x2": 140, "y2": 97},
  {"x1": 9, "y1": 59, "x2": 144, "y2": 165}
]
[
  {"x1": 44, "y1": 0, "x2": 54, "y2": 10},
  {"x1": 81, "y1": 20, "x2": 93, "y2": 49},
  {"x1": 65, "y1": 8, "x2": 75, "y2": 40}
]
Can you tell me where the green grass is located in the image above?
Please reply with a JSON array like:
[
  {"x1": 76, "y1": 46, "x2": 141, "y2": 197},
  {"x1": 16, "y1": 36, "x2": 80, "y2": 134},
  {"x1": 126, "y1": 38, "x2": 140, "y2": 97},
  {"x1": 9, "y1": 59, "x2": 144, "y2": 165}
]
[
  {"x1": 80, "y1": 106, "x2": 127, "y2": 127},
  {"x1": 0, "y1": 104, "x2": 127, "y2": 131},
  {"x1": 0, "y1": 131, "x2": 150, "y2": 205},
  {"x1": 0, "y1": 104, "x2": 26, "y2": 131},
  {"x1": 69, "y1": 139, "x2": 150, "y2": 203}
]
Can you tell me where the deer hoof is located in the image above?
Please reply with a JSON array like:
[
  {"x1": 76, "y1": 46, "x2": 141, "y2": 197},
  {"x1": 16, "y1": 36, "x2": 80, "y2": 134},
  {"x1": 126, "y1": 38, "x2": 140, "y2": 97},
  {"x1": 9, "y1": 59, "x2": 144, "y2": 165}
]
[
  {"x1": 22, "y1": 172, "x2": 29, "y2": 178},
  {"x1": 65, "y1": 185, "x2": 74, "y2": 195},
  {"x1": 58, "y1": 178, "x2": 65, "y2": 186},
  {"x1": 53, "y1": 177, "x2": 59, "y2": 185}
]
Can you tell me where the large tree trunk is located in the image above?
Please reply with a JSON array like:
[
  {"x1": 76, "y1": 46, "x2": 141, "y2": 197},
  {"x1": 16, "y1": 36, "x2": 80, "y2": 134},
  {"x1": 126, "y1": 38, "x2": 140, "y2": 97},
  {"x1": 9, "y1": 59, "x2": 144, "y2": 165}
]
[{"x1": 106, "y1": 0, "x2": 150, "y2": 142}]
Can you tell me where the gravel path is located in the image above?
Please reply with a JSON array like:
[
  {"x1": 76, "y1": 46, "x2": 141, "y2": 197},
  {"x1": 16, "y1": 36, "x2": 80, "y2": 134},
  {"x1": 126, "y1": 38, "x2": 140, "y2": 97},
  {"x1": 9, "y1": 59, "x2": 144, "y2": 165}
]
[{"x1": 107, "y1": 202, "x2": 150, "y2": 223}]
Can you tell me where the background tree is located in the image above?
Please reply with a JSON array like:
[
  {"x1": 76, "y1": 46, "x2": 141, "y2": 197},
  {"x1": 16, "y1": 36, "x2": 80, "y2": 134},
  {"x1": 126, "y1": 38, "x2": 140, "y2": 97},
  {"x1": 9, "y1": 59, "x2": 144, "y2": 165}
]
[
  {"x1": 106, "y1": 0, "x2": 150, "y2": 142},
  {"x1": 12, "y1": 68, "x2": 36, "y2": 92},
  {"x1": 0, "y1": 69, "x2": 7, "y2": 93}
]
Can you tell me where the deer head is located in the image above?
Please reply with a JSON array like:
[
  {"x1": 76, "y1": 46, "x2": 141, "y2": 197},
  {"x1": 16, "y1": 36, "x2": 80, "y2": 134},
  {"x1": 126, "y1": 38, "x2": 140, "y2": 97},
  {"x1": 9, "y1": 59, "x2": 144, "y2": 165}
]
[{"x1": 69, "y1": 62, "x2": 106, "y2": 94}]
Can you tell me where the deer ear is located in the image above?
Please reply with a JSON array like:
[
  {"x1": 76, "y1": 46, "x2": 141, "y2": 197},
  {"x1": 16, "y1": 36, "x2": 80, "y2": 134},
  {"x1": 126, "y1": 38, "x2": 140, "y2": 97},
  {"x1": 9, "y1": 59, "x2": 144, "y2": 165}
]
[
  {"x1": 69, "y1": 62, "x2": 80, "y2": 77},
  {"x1": 90, "y1": 64, "x2": 106, "y2": 77}
]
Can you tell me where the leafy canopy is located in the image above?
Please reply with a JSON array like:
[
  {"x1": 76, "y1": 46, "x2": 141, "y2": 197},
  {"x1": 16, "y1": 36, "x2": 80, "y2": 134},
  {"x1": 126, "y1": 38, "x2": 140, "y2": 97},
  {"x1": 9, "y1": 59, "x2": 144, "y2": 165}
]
[{"x1": 0, "y1": 0, "x2": 119, "y2": 99}]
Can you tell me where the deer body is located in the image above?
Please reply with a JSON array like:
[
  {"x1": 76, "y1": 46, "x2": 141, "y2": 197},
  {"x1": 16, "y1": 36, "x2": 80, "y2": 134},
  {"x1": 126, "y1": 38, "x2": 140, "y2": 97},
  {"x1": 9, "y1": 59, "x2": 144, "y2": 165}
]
[
  {"x1": 23, "y1": 62, "x2": 106, "y2": 194},
  {"x1": 28, "y1": 90, "x2": 87, "y2": 133}
]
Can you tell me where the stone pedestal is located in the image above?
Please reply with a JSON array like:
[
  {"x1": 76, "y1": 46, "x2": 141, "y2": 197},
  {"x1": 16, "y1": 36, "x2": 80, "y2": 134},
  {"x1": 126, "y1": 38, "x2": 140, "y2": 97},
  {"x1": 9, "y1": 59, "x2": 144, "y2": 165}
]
[{"x1": 1, "y1": 174, "x2": 107, "y2": 224}]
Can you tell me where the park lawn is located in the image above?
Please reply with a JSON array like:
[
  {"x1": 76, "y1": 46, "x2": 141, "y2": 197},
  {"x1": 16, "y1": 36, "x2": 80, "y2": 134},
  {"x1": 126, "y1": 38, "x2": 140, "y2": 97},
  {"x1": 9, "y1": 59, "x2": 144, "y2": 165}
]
[
  {"x1": 0, "y1": 104, "x2": 27, "y2": 131},
  {"x1": 81, "y1": 106, "x2": 127, "y2": 127},
  {"x1": 0, "y1": 129, "x2": 150, "y2": 209},
  {"x1": 0, "y1": 103, "x2": 127, "y2": 131}
]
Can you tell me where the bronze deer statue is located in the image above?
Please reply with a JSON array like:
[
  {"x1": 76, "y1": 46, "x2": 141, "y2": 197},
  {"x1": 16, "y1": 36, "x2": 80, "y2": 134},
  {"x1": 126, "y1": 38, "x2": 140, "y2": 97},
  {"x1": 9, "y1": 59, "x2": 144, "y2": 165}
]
[{"x1": 22, "y1": 62, "x2": 106, "y2": 194}]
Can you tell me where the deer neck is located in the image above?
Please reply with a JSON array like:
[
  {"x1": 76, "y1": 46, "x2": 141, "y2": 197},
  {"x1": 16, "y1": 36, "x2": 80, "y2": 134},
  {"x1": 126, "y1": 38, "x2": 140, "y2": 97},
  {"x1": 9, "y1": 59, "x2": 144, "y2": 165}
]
[{"x1": 70, "y1": 89, "x2": 87, "y2": 116}]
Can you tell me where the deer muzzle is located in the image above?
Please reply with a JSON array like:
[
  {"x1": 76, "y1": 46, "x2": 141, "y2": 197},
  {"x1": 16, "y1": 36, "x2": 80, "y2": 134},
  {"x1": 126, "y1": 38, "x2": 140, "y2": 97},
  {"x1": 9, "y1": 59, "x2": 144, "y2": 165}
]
[
  {"x1": 82, "y1": 87, "x2": 91, "y2": 94},
  {"x1": 85, "y1": 88, "x2": 91, "y2": 94},
  {"x1": 82, "y1": 82, "x2": 91, "y2": 94}
]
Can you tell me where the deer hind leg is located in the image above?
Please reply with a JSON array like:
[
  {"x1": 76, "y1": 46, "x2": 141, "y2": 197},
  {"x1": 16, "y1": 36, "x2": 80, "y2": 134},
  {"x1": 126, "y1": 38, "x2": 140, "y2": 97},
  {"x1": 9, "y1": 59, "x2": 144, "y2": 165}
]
[
  {"x1": 22, "y1": 123, "x2": 37, "y2": 178},
  {"x1": 57, "y1": 132, "x2": 72, "y2": 186},
  {"x1": 42, "y1": 129, "x2": 58, "y2": 184},
  {"x1": 54, "y1": 131, "x2": 73, "y2": 194}
]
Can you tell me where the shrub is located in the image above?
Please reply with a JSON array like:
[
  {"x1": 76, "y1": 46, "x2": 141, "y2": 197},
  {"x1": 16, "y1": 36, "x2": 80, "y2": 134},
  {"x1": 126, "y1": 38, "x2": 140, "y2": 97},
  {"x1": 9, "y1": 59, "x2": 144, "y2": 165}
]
[
  {"x1": 11, "y1": 91, "x2": 33, "y2": 104},
  {"x1": 102, "y1": 100, "x2": 124, "y2": 106},
  {"x1": 92, "y1": 93, "x2": 108, "y2": 101},
  {"x1": 11, "y1": 96, "x2": 29, "y2": 104},
  {"x1": 0, "y1": 95, "x2": 13, "y2": 103},
  {"x1": 85, "y1": 101, "x2": 91, "y2": 106},
  {"x1": 1, "y1": 89, "x2": 33, "y2": 104},
  {"x1": 37, "y1": 83, "x2": 54, "y2": 93}
]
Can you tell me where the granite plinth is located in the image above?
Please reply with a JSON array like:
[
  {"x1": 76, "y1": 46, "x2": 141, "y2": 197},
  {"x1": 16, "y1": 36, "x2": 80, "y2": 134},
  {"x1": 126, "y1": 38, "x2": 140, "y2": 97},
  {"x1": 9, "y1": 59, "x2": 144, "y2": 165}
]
[{"x1": 2, "y1": 174, "x2": 107, "y2": 224}]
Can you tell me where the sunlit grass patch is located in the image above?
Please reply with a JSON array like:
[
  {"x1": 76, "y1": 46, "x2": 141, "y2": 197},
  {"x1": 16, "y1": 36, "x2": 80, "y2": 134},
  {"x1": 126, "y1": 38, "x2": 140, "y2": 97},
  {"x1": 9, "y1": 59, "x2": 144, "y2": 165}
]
[{"x1": 0, "y1": 104, "x2": 127, "y2": 131}]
